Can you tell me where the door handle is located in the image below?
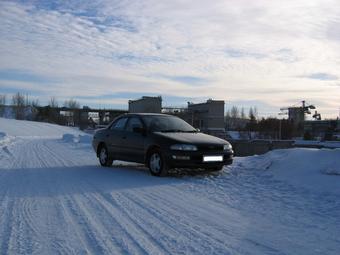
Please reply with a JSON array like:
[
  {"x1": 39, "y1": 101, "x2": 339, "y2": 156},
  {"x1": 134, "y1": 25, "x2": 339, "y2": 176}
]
[{"x1": 122, "y1": 136, "x2": 127, "y2": 139}]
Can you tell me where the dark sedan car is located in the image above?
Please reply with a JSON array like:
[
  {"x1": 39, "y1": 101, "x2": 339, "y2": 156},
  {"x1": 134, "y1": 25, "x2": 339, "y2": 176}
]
[{"x1": 92, "y1": 113, "x2": 233, "y2": 176}]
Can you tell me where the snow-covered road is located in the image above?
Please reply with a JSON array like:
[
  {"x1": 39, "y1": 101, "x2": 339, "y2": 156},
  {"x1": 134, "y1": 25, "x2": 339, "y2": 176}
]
[{"x1": 0, "y1": 118, "x2": 339, "y2": 254}]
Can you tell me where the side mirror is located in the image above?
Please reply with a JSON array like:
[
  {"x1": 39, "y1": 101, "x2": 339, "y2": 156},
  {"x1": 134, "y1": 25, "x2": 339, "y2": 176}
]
[
  {"x1": 196, "y1": 128, "x2": 200, "y2": 132},
  {"x1": 133, "y1": 126, "x2": 146, "y2": 135}
]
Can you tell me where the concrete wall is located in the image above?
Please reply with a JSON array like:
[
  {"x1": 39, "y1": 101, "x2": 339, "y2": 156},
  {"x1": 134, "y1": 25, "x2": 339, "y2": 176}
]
[
  {"x1": 230, "y1": 139, "x2": 340, "y2": 157},
  {"x1": 230, "y1": 140, "x2": 295, "y2": 157}
]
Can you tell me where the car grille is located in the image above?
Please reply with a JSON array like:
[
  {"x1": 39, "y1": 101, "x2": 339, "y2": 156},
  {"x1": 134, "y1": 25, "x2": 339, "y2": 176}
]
[{"x1": 198, "y1": 145, "x2": 224, "y2": 152}]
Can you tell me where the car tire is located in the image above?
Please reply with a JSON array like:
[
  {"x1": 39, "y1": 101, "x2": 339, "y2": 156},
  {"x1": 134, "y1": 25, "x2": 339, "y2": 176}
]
[
  {"x1": 148, "y1": 149, "x2": 168, "y2": 177},
  {"x1": 98, "y1": 145, "x2": 113, "y2": 167}
]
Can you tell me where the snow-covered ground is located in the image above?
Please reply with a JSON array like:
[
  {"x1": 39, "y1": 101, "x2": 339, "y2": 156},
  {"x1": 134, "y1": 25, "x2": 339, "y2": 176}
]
[{"x1": 0, "y1": 118, "x2": 339, "y2": 255}]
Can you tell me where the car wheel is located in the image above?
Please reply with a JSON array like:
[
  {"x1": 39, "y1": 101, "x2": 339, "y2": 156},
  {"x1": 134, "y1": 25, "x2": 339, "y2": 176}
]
[
  {"x1": 99, "y1": 145, "x2": 113, "y2": 167},
  {"x1": 148, "y1": 150, "x2": 168, "y2": 177}
]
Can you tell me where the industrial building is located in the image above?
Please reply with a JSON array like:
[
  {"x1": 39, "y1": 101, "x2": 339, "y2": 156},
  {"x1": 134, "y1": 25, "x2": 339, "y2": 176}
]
[
  {"x1": 185, "y1": 99, "x2": 226, "y2": 137},
  {"x1": 281, "y1": 101, "x2": 316, "y2": 125},
  {"x1": 128, "y1": 96, "x2": 162, "y2": 113}
]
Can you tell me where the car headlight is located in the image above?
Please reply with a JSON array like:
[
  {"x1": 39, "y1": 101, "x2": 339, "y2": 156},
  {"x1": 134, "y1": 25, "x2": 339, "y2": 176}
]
[
  {"x1": 223, "y1": 144, "x2": 232, "y2": 151},
  {"x1": 170, "y1": 144, "x2": 198, "y2": 151}
]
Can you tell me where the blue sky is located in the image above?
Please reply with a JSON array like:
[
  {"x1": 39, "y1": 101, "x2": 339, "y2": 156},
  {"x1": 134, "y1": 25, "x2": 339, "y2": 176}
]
[{"x1": 1, "y1": 0, "x2": 340, "y2": 117}]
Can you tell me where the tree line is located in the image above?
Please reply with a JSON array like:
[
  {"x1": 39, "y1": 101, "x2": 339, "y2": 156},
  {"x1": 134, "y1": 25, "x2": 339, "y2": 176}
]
[
  {"x1": 0, "y1": 92, "x2": 81, "y2": 121},
  {"x1": 225, "y1": 105, "x2": 295, "y2": 139}
]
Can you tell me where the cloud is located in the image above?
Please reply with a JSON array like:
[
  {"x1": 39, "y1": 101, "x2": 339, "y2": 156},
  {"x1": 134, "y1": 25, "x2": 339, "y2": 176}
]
[
  {"x1": 0, "y1": 69, "x2": 60, "y2": 83},
  {"x1": 302, "y1": 73, "x2": 338, "y2": 81},
  {"x1": 1, "y1": 0, "x2": 340, "y2": 117},
  {"x1": 149, "y1": 74, "x2": 211, "y2": 86},
  {"x1": 225, "y1": 49, "x2": 267, "y2": 59}
]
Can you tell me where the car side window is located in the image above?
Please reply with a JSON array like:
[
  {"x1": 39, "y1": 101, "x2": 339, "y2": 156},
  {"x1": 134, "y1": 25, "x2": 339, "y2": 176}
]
[
  {"x1": 110, "y1": 117, "x2": 128, "y2": 130},
  {"x1": 126, "y1": 117, "x2": 143, "y2": 132}
]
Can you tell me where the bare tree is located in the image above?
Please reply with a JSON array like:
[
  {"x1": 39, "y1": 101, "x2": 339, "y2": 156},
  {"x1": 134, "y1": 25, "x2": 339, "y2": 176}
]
[
  {"x1": 45, "y1": 97, "x2": 59, "y2": 123},
  {"x1": 248, "y1": 106, "x2": 258, "y2": 121},
  {"x1": 63, "y1": 99, "x2": 81, "y2": 126},
  {"x1": 0, "y1": 94, "x2": 6, "y2": 117},
  {"x1": 241, "y1": 107, "x2": 246, "y2": 119},
  {"x1": 253, "y1": 106, "x2": 258, "y2": 120},
  {"x1": 12, "y1": 92, "x2": 25, "y2": 119},
  {"x1": 226, "y1": 106, "x2": 242, "y2": 130},
  {"x1": 230, "y1": 106, "x2": 240, "y2": 119},
  {"x1": 24, "y1": 93, "x2": 30, "y2": 107},
  {"x1": 49, "y1": 96, "x2": 58, "y2": 108},
  {"x1": 225, "y1": 109, "x2": 231, "y2": 119},
  {"x1": 64, "y1": 99, "x2": 80, "y2": 109},
  {"x1": 0, "y1": 94, "x2": 6, "y2": 105},
  {"x1": 30, "y1": 99, "x2": 40, "y2": 108}
]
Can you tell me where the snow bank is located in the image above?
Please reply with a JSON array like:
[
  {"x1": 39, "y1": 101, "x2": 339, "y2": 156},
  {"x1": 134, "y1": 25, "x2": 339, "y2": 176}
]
[
  {"x1": 62, "y1": 134, "x2": 76, "y2": 143},
  {"x1": 78, "y1": 134, "x2": 92, "y2": 144},
  {"x1": 0, "y1": 117, "x2": 84, "y2": 137},
  {"x1": 0, "y1": 131, "x2": 12, "y2": 147},
  {"x1": 62, "y1": 133, "x2": 92, "y2": 144},
  {"x1": 238, "y1": 148, "x2": 340, "y2": 194}
]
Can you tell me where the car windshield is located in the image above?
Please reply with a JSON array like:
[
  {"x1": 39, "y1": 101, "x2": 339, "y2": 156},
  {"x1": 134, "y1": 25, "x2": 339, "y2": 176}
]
[{"x1": 142, "y1": 115, "x2": 197, "y2": 132}]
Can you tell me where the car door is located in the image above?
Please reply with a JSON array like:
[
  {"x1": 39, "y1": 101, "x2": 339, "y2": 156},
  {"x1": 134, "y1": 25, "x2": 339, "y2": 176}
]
[
  {"x1": 120, "y1": 116, "x2": 146, "y2": 163},
  {"x1": 106, "y1": 117, "x2": 128, "y2": 158}
]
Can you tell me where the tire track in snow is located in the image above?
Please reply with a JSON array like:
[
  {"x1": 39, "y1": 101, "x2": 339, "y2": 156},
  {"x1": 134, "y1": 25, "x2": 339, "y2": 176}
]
[
  {"x1": 40, "y1": 139, "x2": 79, "y2": 167},
  {"x1": 143, "y1": 186, "x2": 270, "y2": 254},
  {"x1": 24, "y1": 139, "x2": 144, "y2": 253},
  {"x1": 86, "y1": 191, "x2": 169, "y2": 255},
  {"x1": 16, "y1": 198, "x2": 41, "y2": 251},
  {"x1": 30, "y1": 139, "x2": 118, "y2": 252},
  {"x1": 0, "y1": 197, "x2": 15, "y2": 255},
  {"x1": 140, "y1": 185, "x2": 281, "y2": 255},
  {"x1": 58, "y1": 195, "x2": 109, "y2": 255},
  {"x1": 0, "y1": 138, "x2": 86, "y2": 254},
  {"x1": 0, "y1": 147, "x2": 42, "y2": 254},
  {"x1": 121, "y1": 190, "x2": 235, "y2": 254},
  {"x1": 101, "y1": 191, "x2": 199, "y2": 255},
  {"x1": 34, "y1": 197, "x2": 76, "y2": 255},
  {"x1": 59, "y1": 176, "x2": 163, "y2": 255}
]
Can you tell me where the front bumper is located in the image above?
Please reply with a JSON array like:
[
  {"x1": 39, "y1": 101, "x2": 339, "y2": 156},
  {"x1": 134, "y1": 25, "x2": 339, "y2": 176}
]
[{"x1": 164, "y1": 149, "x2": 234, "y2": 169}]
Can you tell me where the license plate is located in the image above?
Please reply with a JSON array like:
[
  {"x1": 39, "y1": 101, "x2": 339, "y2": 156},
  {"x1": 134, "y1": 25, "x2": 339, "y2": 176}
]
[{"x1": 203, "y1": 156, "x2": 223, "y2": 162}]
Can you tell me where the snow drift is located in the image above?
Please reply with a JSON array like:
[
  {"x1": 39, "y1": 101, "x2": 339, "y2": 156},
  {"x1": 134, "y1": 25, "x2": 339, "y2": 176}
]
[
  {"x1": 237, "y1": 148, "x2": 340, "y2": 195},
  {"x1": 0, "y1": 117, "x2": 84, "y2": 137}
]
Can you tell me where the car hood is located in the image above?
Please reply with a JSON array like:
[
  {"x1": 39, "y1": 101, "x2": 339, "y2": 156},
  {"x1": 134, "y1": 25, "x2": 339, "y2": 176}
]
[{"x1": 154, "y1": 132, "x2": 229, "y2": 145}]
